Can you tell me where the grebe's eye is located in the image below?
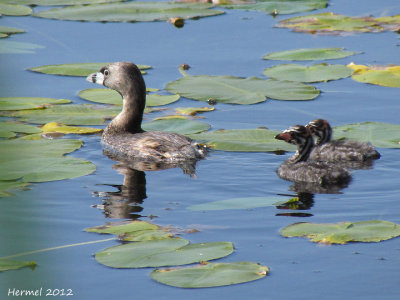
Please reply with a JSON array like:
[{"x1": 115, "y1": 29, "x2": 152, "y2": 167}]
[{"x1": 104, "y1": 69, "x2": 110, "y2": 76}]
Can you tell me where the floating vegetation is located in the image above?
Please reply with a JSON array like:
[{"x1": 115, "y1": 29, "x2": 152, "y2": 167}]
[
  {"x1": 347, "y1": 63, "x2": 400, "y2": 88},
  {"x1": 0, "y1": 258, "x2": 36, "y2": 272},
  {"x1": 0, "y1": 0, "x2": 125, "y2": 5},
  {"x1": 0, "y1": 41, "x2": 44, "y2": 54},
  {"x1": 33, "y1": 2, "x2": 225, "y2": 22},
  {"x1": 280, "y1": 220, "x2": 400, "y2": 244},
  {"x1": 188, "y1": 196, "x2": 284, "y2": 211},
  {"x1": 29, "y1": 63, "x2": 151, "y2": 77},
  {"x1": 0, "y1": 181, "x2": 30, "y2": 198},
  {"x1": 0, "y1": 97, "x2": 71, "y2": 111},
  {"x1": 0, "y1": 121, "x2": 42, "y2": 138},
  {"x1": 0, "y1": 26, "x2": 25, "y2": 39},
  {"x1": 142, "y1": 118, "x2": 211, "y2": 135},
  {"x1": 263, "y1": 47, "x2": 359, "y2": 61},
  {"x1": 277, "y1": 12, "x2": 400, "y2": 35},
  {"x1": 41, "y1": 122, "x2": 103, "y2": 135},
  {"x1": 166, "y1": 75, "x2": 319, "y2": 104},
  {"x1": 189, "y1": 128, "x2": 296, "y2": 152},
  {"x1": 221, "y1": 0, "x2": 327, "y2": 16},
  {"x1": 0, "y1": 3, "x2": 31, "y2": 16},
  {"x1": 174, "y1": 106, "x2": 215, "y2": 116},
  {"x1": 263, "y1": 63, "x2": 354, "y2": 83}
]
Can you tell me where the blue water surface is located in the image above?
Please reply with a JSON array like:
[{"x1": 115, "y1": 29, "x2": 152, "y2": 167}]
[{"x1": 1, "y1": 0, "x2": 400, "y2": 299}]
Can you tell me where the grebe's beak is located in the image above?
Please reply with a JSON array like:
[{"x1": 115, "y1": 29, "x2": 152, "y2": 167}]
[{"x1": 86, "y1": 72, "x2": 104, "y2": 85}]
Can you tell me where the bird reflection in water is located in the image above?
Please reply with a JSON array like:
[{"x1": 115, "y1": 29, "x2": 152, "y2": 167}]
[{"x1": 92, "y1": 149, "x2": 199, "y2": 220}]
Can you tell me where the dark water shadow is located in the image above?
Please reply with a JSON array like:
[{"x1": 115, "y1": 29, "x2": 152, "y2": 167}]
[{"x1": 92, "y1": 149, "x2": 200, "y2": 220}]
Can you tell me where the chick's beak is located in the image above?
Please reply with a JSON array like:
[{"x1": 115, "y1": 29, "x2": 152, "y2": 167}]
[{"x1": 275, "y1": 132, "x2": 291, "y2": 142}]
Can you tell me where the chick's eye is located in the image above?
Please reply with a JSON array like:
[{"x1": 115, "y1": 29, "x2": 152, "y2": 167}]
[{"x1": 104, "y1": 69, "x2": 109, "y2": 76}]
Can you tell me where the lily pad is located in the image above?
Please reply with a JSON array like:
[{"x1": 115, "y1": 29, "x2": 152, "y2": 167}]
[
  {"x1": 188, "y1": 196, "x2": 284, "y2": 211},
  {"x1": 280, "y1": 220, "x2": 400, "y2": 244},
  {"x1": 85, "y1": 221, "x2": 159, "y2": 235},
  {"x1": 0, "y1": 0, "x2": 124, "y2": 5},
  {"x1": 33, "y1": 2, "x2": 225, "y2": 22},
  {"x1": 0, "y1": 121, "x2": 42, "y2": 138},
  {"x1": 0, "y1": 26, "x2": 25, "y2": 38},
  {"x1": 263, "y1": 47, "x2": 359, "y2": 61},
  {"x1": 277, "y1": 12, "x2": 384, "y2": 34},
  {"x1": 0, "y1": 181, "x2": 30, "y2": 198},
  {"x1": 151, "y1": 262, "x2": 269, "y2": 288},
  {"x1": 123, "y1": 230, "x2": 175, "y2": 242},
  {"x1": 0, "y1": 41, "x2": 44, "y2": 54},
  {"x1": 29, "y1": 63, "x2": 151, "y2": 77},
  {"x1": 222, "y1": 0, "x2": 327, "y2": 15},
  {"x1": 0, "y1": 3, "x2": 31, "y2": 16},
  {"x1": 6, "y1": 104, "x2": 120, "y2": 125},
  {"x1": 0, "y1": 259, "x2": 36, "y2": 272},
  {"x1": 95, "y1": 239, "x2": 233, "y2": 268},
  {"x1": 142, "y1": 118, "x2": 210, "y2": 135},
  {"x1": 347, "y1": 63, "x2": 400, "y2": 88},
  {"x1": 175, "y1": 106, "x2": 215, "y2": 115},
  {"x1": 189, "y1": 128, "x2": 296, "y2": 152},
  {"x1": 166, "y1": 75, "x2": 319, "y2": 104},
  {"x1": 41, "y1": 122, "x2": 103, "y2": 135},
  {"x1": 263, "y1": 63, "x2": 354, "y2": 83},
  {"x1": 333, "y1": 122, "x2": 400, "y2": 148},
  {"x1": 0, "y1": 97, "x2": 71, "y2": 111}
]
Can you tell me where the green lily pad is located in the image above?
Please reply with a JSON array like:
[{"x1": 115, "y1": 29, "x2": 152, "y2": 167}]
[
  {"x1": 280, "y1": 220, "x2": 400, "y2": 244},
  {"x1": 6, "y1": 104, "x2": 120, "y2": 125},
  {"x1": 222, "y1": 0, "x2": 327, "y2": 15},
  {"x1": 188, "y1": 196, "x2": 284, "y2": 211},
  {"x1": 41, "y1": 122, "x2": 103, "y2": 135},
  {"x1": 277, "y1": 12, "x2": 384, "y2": 34},
  {"x1": 175, "y1": 106, "x2": 215, "y2": 115},
  {"x1": 95, "y1": 239, "x2": 233, "y2": 268},
  {"x1": 263, "y1": 63, "x2": 354, "y2": 83},
  {"x1": 151, "y1": 262, "x2": 269, "y2": 288},
  {"x1": 0, "y1": 181, "x2": 30, "y2": 198},
  {"x1": 166, "y1": 75, "x2": 319, "y2": 104},
  {"x1": 142, "y1": 118, "x2": 211, "y2": 135},
  {"x1": 33, "y1": 2, "x2": 225, "y2": 22},
  {"x1": 0, "y1": 3, "x2": 31, "y2": 16},
  {"x1": 29, "y1": 63, "x2": 151, "y2": 77},
  {"x1": 0, "y1": 121, "x2": 42, "y2": 138},
  {"x1": 0, "y1": 0, "x2": 124, "y2": 5},
  {"x1": 189, "y1": 128, "x2": 296, "y2": 152},
  {"x1": 0, "y1": 41, "x2": 44, "y2": 54},
  {"x1": 347, "y1": 63, "x2": 400, "y2": 88},
  {"x1": 85, "y1": 221, "x2": 159, "y2": 235},
  {"x1": 123, "y1": 230, "x2": 175, "y2": 242},
  {"x1": 0, "y1": 26, "x2": 25, "y2": 38},
  {"x1": 0, "y1": 97, "x2": 71, "y2": 111},
  {"x1": 333, "y1": 122, "x2": 400, "y2": 148},
  {"x1": 263, "y1": 47, "x2": 359, "y2": 61},
  {"x1": 0, "y1": 259, "x2": 36, "y2": 272}
]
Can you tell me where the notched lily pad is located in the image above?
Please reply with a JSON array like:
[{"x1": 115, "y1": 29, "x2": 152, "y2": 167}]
[
  {"x1": 281, "y1": 220, "x2": 400, "y2": 244},
  {"x1": 0, "y1": 258, "x2": 36, "y2": 272},
  {"x1": 166, "y1": 75, "x2": 319, "y2": 104},
  {"x1": 0, "y1": 97, "x2": 71, "y2": 111},
  {"x1": 347, "y1": 63, "x2": 400, "y2": 88},
  {"x1": 142, "y1": 118, "x2": 211, "y2": 135},
  {"x1": 189, "y1": 128, "x2": 296, "y2": 152},
  {"x1": 263, "y1": 47, "x2": 359, "y2": 61},
  {"x1": 95, "y1": 239, "x2": 233, "y2": 268},
  {"x1": 188, "y1": 196, "x2": 284, "y2": 211},
  {"x1": 151, "y1": 261, "x2": 269, "y2": 288},
  {"x1": 33, "y1": 2, "x2": 225, "y2": 22},
  {"x1": 29, "y1": 63, "x2": 151, "y2": 77},
  {"x1": 263, "y1": 63, "x2": 354, "y2": 83}
]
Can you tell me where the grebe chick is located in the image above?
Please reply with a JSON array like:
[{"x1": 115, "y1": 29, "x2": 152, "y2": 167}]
[
  {"x1": 275, "y1": 125, "x2": 351, "y2": 186},
  {"x1": 86, "y1": 62, "x2": 206, "y2": 162},
  {"x1": 306, "y1": 119, "x2": 380, "y2": 163}
]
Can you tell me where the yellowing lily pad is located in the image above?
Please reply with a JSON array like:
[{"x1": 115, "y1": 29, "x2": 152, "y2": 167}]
[
  {"x1": 33, "y1": 2, "x2": 225, "y2": 22},
  {"x1": 280, "y1": 220, "x2": 400, "y2": 244},
  {"x1": 333, "y1": 122, "x2": 400, "y2": 148},
  {"x1": 0, "y1": 97, "x2": 70, "y2": 111},
  {"x1": 347, "y1": 63, "x2": 400, "y2": 87},
  {"x1": 41, "y1": 122, "x2": 103, "y2": 134},
  {"x1": 166, "y1": 75, "x2": 319, "y2": 104},
  {"x1": 263, "y1": 47, "x2": 359, "y2": 61},
  {"x1": 222, "y1": 0, "x2": 327, "y2": 15},
  {"x1": 263, "y1": 63, "x2": 354, "y2": 82},
  {"x1": 29, "y1": 63, "x2": 151, "y2": 77},
  {"x1": 175, "y1": 106, "x2": 215, "y2": 115},
  {"x1": 142, "y1": 118, "x2": 210, "y2": 135},
  {"x1": 95, "y1": 239, "x2": 233, "y2": 268},
  {"x1": 189, "y1": 128, "x2": 296, "y2": 152},
  {"x1": 151, "y1": 262, "x2": 269, "y2": 288},
  {"x1": 0, "y1": 259, "x2": 36, "y2": 272}
]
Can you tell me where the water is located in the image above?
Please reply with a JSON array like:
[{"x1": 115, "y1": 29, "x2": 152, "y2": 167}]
[{"x1": 1, "y1": 0, "x2": 400, "y2": 299}]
